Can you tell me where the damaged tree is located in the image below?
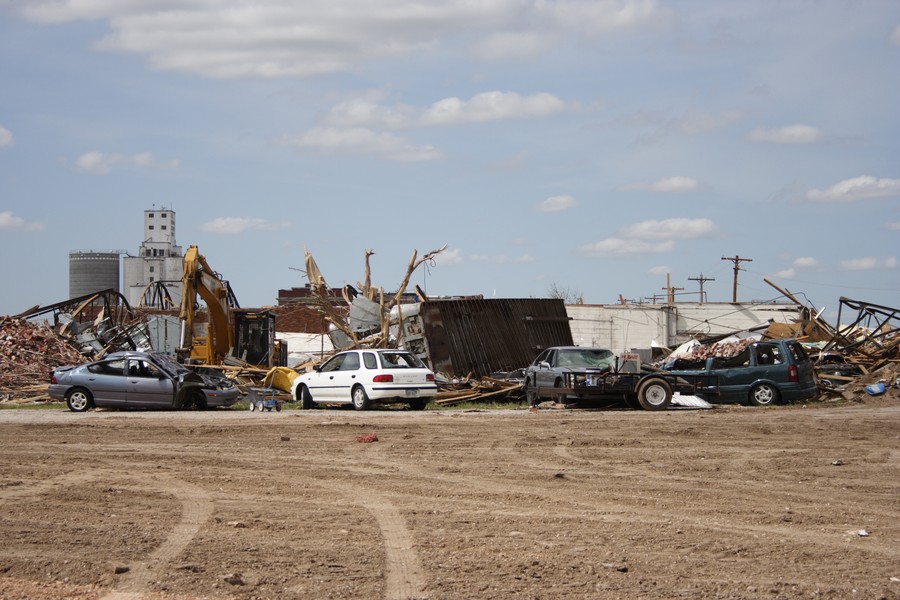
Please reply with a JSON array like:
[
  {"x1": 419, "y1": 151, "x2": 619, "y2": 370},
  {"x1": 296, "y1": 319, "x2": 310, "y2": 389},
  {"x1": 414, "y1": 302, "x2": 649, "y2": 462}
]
[{"x1": 303, "y1": 244, "x2": 447, "y2": 350}]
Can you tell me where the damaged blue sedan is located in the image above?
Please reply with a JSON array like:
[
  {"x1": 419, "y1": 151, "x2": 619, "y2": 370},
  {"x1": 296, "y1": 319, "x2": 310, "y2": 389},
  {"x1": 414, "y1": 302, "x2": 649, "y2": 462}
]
[{"x1": 49, "y1": 351, "x2": 240, "y2": 412}]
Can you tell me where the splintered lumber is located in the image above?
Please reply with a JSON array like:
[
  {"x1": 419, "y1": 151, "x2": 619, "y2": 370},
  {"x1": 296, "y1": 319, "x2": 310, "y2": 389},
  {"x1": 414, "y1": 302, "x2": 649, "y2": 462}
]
[{"x1": 434, "y1": 386, "x2": 521, "y2": 405}]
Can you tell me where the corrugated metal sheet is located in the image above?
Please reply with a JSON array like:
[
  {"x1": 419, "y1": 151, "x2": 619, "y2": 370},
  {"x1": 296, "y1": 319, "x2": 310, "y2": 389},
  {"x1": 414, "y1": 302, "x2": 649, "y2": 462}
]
[{"x1": 420, "y1": 298, "x2": 573, "y2": 378}]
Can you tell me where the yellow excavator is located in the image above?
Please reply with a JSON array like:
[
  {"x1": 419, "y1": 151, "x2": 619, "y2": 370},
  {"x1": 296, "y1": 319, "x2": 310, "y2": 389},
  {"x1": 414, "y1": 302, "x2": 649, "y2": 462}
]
[
  {"x1": 178, "y1": 245, "x2": 286, "y2": 369},
  {"x1": 178, "y1": 245, "x2": 236, "y2": 365}
]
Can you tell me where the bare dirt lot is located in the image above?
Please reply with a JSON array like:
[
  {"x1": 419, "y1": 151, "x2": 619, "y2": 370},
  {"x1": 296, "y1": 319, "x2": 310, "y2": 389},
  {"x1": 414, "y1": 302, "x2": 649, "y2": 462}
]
[{"x1": 1, "y1": 399, "x2": 898, "y2": 600}]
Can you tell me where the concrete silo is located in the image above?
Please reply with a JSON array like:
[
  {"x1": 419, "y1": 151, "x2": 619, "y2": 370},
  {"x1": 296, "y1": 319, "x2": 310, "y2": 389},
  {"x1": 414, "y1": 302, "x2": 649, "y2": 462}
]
[{"x1": 69, "y1": 251, "x2": 120, "y2": 298}]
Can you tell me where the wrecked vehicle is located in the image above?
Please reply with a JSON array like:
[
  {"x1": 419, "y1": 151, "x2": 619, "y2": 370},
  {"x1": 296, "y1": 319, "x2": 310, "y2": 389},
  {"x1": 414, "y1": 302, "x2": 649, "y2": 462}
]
[
  {"x1": 524, "y1": 346, "x2": 616, "y2": 404},
  {"x1": 291, "y1": 349, "x2": 437, "y2": 410},
  {"x1": 49, "y1": 351, "x2": 240, "y2": 412},
  {"x1": 662, "y1": 339, "x2": 818, "y2": 406}
]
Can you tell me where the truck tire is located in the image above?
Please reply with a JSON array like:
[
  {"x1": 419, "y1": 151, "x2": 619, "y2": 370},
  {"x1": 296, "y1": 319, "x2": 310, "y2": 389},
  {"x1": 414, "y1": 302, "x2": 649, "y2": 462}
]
[{"x1": 636, "y1": 378, "x2": 672, "y2": 411}]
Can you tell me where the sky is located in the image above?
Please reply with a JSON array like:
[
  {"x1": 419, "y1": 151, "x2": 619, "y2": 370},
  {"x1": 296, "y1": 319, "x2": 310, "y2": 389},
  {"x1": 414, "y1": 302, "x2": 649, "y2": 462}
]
[{"x1": 1, "y1": 0, "x2": 899, "y2": 322}]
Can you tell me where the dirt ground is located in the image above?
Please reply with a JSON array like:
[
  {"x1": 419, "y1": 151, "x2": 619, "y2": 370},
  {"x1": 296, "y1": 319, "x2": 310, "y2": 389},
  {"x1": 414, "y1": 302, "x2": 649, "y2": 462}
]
[{"x1": 0, "y1": 396, "x2": 898, "y2": 600}]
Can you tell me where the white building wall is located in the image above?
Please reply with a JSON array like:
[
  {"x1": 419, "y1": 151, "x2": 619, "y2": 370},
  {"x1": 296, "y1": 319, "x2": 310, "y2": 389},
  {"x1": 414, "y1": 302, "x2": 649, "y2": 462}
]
[
  {"x1": 122, "y1": 207, "x2": 184, "y2": 307},
  {"x1": 567, "y1": 302, "x2": 802, "y2": 354},
  {"x1": 567, "y1": 304, "x2": 672, "y2": 355}
]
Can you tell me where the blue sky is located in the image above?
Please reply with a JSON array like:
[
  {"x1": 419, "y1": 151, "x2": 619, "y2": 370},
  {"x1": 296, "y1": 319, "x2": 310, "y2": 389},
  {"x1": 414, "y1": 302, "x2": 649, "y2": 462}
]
[{"x1": 1, "y1": 1, "x2": 899, "y2": 320}]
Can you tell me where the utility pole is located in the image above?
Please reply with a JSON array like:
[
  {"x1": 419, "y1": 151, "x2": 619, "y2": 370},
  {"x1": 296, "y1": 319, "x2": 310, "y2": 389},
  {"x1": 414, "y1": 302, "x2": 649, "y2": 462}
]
[
  {"x1": 661, "y1": 273, "x2": 684, "y2": 305},
  {"x1": 721, "y1": 255, "x2": 752, "y2": 302},
  {"x1": 688, "y1": 273, "x2": 715, "y2": 304}
]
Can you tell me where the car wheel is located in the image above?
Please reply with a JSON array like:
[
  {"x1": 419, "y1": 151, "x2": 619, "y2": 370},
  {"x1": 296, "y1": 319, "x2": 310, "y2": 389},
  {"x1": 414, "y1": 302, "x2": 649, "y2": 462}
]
[
  {"x1": 299, "y1": 385, "x2": 315, "y2": 410},
  {"x1": 749, "y1": 383, "x2": 780, "y2": 406},
  {"x1": 65, "y1": 388, "x2": 93, "y2": 412},
  {"x1": 351, "y1": 386, "x2": 370, "y2": 411},
  {"x1": 636, "y1": 378, "x2": 672, "y2": 411},
  {"x1": 552, "y1": 378, "x2": 565, "y2": 404},
  {"x1": 408, "y1": 398, "x2": 427, "y2": 411},
  {"x1": 191, "y1": 393, "x2": 207, "y2": 410},
  {"x1": 524, "y1": 378, "x2": 539, "y2": 407},
  {"x1": 255, "y1": 400, "x2": 265, "y2": 412},
  {"x1": 248, "y1": 400, "x2": 256, "y2": 411},
  {"x1": 275, "y1": 401, "x2": 283, "y2": 412}
]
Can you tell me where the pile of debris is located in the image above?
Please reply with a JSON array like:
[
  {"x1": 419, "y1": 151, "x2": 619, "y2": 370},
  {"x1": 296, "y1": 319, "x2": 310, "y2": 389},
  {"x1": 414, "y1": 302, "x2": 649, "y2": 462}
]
[
  {"x1": 0, "y1": 316, "x2": 84, "y2": 402},
  {"x1": 434, "y1": 376, "x2": 524, "y2": 406},
  {"x1": 666, "y1": 338, "x2": 754, "y2": 366}
]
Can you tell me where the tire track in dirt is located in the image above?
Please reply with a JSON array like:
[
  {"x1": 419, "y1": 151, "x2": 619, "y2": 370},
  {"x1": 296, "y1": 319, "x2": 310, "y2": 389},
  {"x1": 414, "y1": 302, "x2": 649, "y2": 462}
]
[
  {"x1": 0, "y1": 466, "x2": 213, "y2": 600},
  {"x1": 316, "y1": 481, "x2": 426, "y2": 600},
  {"x1": 353, "y1": 440, "x2": 900, "y2": 562},
  {"x1": 100, "y1": 473, "x2": 213, "y2": 600}
]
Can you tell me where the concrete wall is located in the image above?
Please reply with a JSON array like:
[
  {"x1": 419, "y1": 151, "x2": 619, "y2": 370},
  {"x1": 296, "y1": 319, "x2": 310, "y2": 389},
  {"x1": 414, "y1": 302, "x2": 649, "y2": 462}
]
[{"x1": 567, "y1": 302, "x2": 802, "y2": 354}]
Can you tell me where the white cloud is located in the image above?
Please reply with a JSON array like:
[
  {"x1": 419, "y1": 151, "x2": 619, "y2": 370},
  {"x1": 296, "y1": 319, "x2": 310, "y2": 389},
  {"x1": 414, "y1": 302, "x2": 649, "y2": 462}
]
[
  {"x1": 580, "y1": 218, "x2": 715, "y2": 258},
  {"x1": 536, "y1": 195, "x2": 576, "y2": 212},
  {"x1": 201, "y1": 217, "x2": 290, "y2": 234},
  {"x1": 792, "y1": 257, "x2": 819, "y2": 269},
  {"x1": 74, "y1": 151, "x2": 179, "y2": 174},
  {"x1": 433, "y1": 248, "x2": 464, "y2": 266},
  {"x1": 469, "y1": 31, "x2": 556, "y2": 60},
  {"x1": 17, "y1": 1, "x2": 671, "y2": 80},
  {"x1": 421, "y1": 92, "x2": 566, "y2": 126},
  {"x1": 0, "y1": 125, "x2": 13, "y2": 147},
  {"x1": 887, "y1": 221, "x2": 900, "y2": 231},
  {"x1": 890, "y1": 24, "x2": 900, "y2": 46},
  {"x1": 579, "y1": 238, "x2": 674, "y2": 257},
  {"x1": 747, "y1": 124, "x2": 824, "y2": 144},
  {"x1": 774, "y1": 268, "x2": 796, "y2": 279},
  {"x1": 622, "y1": 176, "x2": 701, "y2": 193},
  {"x1": 326, "y1": 91, "x2": 569, "y2": 129},
  {"x1": 648, "y1": 265, "x2": 670, "y2": 275},
  {"x1": 620, "y1": 218, "x2": 717, "y2": 240},
  {"x1": 842, "y1": 256, "x2": 899, "y2": 270},
  {"x1": 807, "y1": 176, "x2": 900, "y2": 202},
  {"x1": 277, "y1": 127, "x2": 442, "y2": 162},
  {"x1": 0, "y1": 211, "x2": 45, "y2": 231},
  {"x1": 468, "y1": 254, "x2": 535, "y2": 265}
]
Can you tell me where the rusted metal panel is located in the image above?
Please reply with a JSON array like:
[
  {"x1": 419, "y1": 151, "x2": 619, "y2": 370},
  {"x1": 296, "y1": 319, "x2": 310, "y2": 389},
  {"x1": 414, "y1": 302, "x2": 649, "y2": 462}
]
[{"x1": 419, "y1": 298, "x2": 573, "y2": 378}]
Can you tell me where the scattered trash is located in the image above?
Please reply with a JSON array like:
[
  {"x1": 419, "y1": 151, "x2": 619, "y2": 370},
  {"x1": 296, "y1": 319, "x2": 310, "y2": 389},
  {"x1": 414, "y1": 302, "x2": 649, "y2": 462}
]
[
  {"x1": 356, "y1": 433, "x2": 379, "y2": 443},
  {"x1": 865, "y1": 382, "x2": 886, "y2": 396},
  {"x1": 831, "y1": 459, "x2": 844, "y2": 466}
]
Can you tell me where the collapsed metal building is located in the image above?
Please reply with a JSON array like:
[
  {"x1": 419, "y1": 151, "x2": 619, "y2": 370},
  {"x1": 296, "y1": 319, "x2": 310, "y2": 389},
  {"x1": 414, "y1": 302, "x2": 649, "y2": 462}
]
[{"x1": 393, "y1": 298, "x2": 573, "y2": 379}]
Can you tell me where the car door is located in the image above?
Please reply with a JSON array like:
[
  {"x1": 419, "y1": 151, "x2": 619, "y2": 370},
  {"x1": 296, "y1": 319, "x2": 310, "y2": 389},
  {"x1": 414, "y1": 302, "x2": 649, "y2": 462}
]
[
  {"x1": 84, "y1": 359, "x2": 127, "y2": 406},
  {"x1": 126, "y1": 358, "x2": 175, "y2": 408},
  {"x1": 710, "y1": 347, "x2": 755, "y2": 401},
  {"x1": 534, "y1": 349, "x2": 559, "y2": 390},
  {"x1": 306, "y1": 353, "x2": 347, "y2": 401},
  {"x1": 329, "y1": 351, "x2": 362, "y2": 402}
]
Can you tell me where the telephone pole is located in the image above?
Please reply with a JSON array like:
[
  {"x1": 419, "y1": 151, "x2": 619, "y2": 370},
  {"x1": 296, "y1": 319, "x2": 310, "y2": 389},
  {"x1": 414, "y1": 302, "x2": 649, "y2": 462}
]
[
  {"x1": 721, "y1": 255, "x2": 752, "y2": 302},
  {"x1": 688, "y1": 273, "x2": 715, "y2": 304},
  {"x1": 661, "y1": 273, "x2": 684, "y2": 305}
]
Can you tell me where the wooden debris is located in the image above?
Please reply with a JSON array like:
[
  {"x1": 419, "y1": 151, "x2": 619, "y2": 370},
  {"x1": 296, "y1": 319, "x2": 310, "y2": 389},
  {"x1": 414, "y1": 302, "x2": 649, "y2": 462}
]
[{"x1": 0, "y1": 316, "x2": 85, "y2": 399}]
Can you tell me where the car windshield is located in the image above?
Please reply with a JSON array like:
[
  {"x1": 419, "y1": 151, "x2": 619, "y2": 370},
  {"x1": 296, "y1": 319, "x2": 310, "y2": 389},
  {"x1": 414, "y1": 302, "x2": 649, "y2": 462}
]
[
  {"x1": 378, "y1": 351, "x2": 426, "y2": 369},
  {"x1": 557, "y1": 348, "x2": 614, "y2": 368},
  {"x1": 148, "y1": 353, "x2": 191, "y2": 377}
]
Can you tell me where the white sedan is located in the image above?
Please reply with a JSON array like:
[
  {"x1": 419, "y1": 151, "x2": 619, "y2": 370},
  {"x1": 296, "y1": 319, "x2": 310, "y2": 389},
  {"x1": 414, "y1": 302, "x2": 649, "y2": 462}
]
[{"x1": 292, "y1": 349, "x2": 438, "y2": 410}]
